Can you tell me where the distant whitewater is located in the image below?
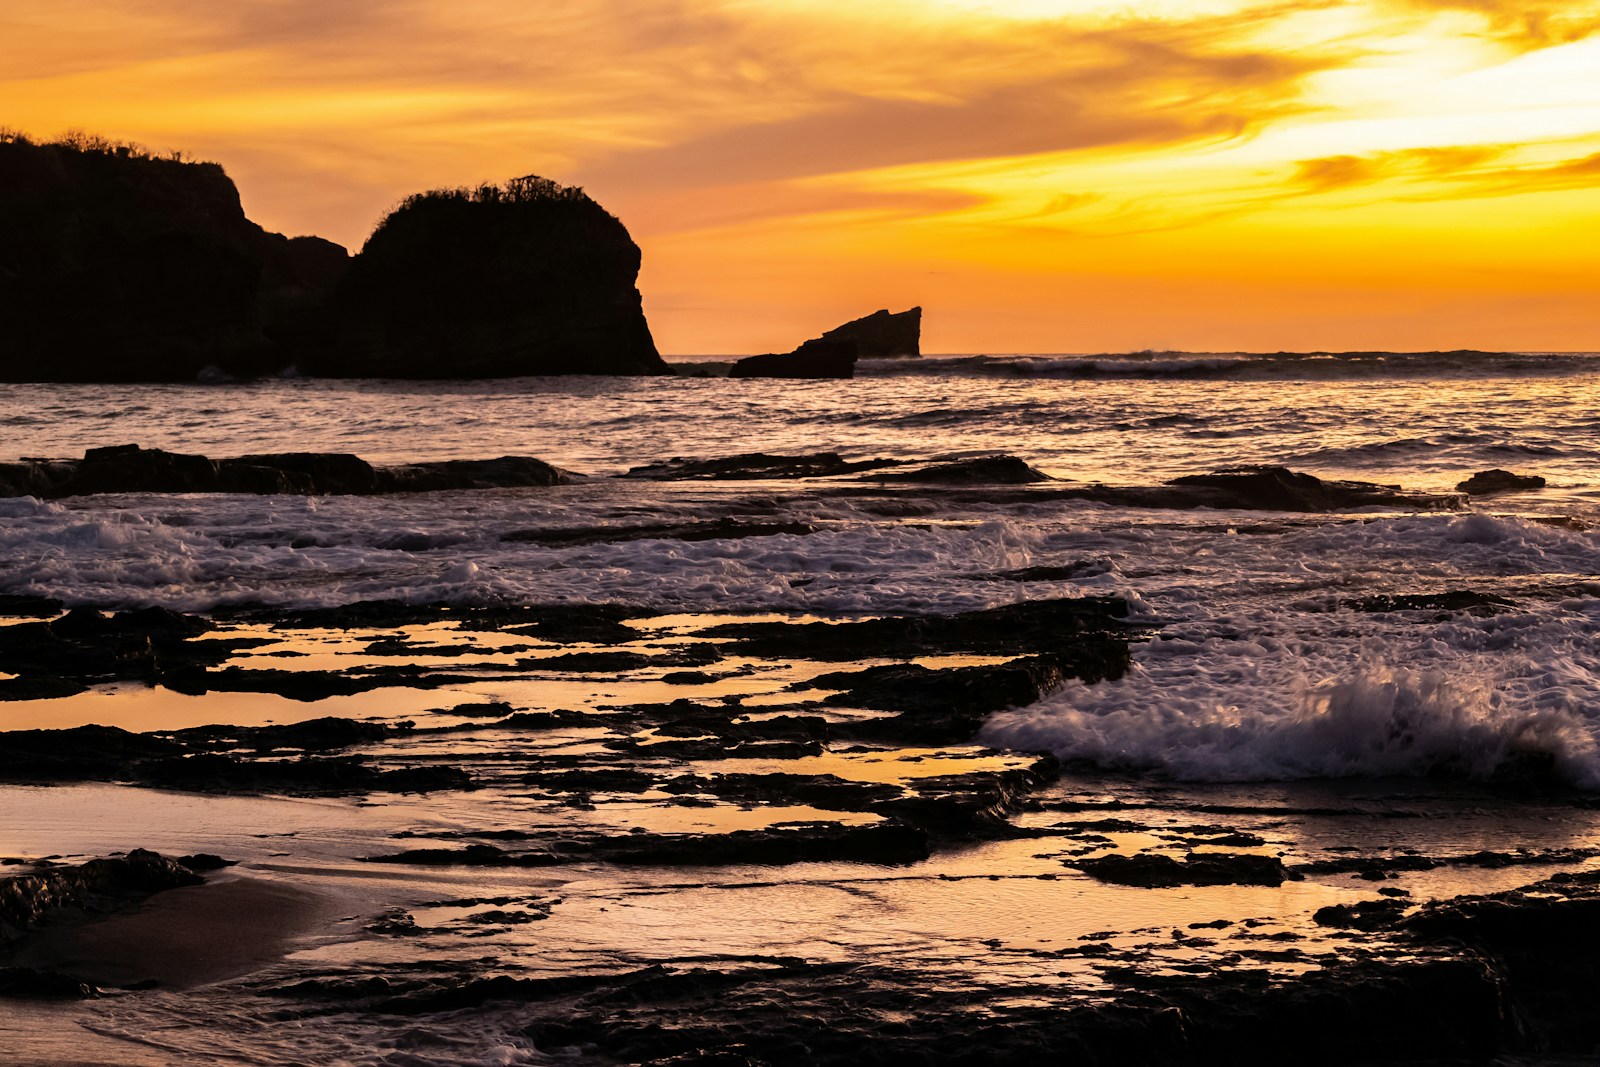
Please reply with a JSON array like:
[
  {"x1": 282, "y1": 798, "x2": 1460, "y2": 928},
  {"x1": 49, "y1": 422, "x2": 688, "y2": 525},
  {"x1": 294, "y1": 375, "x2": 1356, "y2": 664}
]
[{"x1": 858, "y1": 350, "x2": 1600, "y2": 381}]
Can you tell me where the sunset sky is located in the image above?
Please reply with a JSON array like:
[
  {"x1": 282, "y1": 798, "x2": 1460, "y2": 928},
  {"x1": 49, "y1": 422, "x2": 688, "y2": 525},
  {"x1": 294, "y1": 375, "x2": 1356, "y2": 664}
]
[{"x1": 4, "y1": 0, "x2": 1598, "y2": 354}]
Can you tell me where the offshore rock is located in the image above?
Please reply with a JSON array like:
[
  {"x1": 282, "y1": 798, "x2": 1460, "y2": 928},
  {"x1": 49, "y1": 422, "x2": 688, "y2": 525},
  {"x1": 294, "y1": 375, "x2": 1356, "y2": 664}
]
[
  {"x1": 805, "y1": 306, "x2": 921, "y2": 358},
  {"x1": 302, "y1": 176, "x2": 665, "y2": 378},
  {"x1": 870, "y1": 455, "x2": 1050, "y2": 485},
  {"x1": 0, "y1": 132, "x2": 349, "y2": 381},
  {"x1": 1456, "y1": 469, "x2": 1546, "y2": 494},
  {"x1": 730, "y1": 339, "x2": 858, "y2": 380}
]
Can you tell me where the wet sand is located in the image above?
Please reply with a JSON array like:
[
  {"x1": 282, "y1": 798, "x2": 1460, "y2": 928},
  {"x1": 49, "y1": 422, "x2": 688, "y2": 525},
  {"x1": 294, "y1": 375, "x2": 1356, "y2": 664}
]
[{"x1": 5, "y1": 874, "x2": 330, "y2": 990}]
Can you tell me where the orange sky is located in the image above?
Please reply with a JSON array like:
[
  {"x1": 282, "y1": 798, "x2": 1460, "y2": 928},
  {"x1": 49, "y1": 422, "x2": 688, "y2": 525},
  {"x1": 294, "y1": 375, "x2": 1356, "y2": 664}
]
[{"x1": 4, "y1": 0, "x2": 1598, "y2": 353}]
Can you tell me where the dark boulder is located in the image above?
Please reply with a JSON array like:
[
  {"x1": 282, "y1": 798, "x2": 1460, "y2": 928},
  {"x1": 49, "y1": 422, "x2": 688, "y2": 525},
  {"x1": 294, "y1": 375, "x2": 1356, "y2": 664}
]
[
  {"x1": 236, "y1": 452, "x2": 380, "y2": 494},
  {"x1": 870, "y1": 455, "x2": 1050, "y2": 485},
  {"x1": 303, "y1": 176, "x2": 665, "y2": 378},
  {"x1": 806, "y1": 306, "x2": 921, "y2": 358},
  {"x1": 730, "y1": 339, "x2": 858, "y2": 380},
  {"x1": 1164, "y1": 467, "x2": 1461, "y2": 511},
  {"x1": 375, "y1": 456, "x2": 572, "y2": 492},
  {"x1": 1456, "y1": 469, "x2": 1546, "y2": 494}
]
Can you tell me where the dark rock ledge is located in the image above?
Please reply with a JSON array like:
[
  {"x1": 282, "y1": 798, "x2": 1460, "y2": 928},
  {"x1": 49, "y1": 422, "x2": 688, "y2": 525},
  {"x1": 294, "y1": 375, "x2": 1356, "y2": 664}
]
[{"x1": 0, "y1": 444, "x2": 572, "y2": 498}]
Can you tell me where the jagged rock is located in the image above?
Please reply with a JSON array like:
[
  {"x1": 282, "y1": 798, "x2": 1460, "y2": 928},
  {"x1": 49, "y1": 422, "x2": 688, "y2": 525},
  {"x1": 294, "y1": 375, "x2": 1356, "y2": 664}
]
[
  {"x1": 303, "y1": 176, "x2": 665, "y2": 378},
  {"x1": 807, "y1": 307, "x2": 921, "y2": 358},
  {"x1": 731, "y1": 339, "x2": 858, "y2": 380},
  {"x1": 1456, "y1": 469, "x2": 1546, "y2": 494}
]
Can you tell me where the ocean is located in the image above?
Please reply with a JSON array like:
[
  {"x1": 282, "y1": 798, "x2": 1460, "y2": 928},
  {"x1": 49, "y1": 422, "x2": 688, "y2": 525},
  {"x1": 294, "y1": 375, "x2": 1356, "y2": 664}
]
[{"x1": 2, "y1": 352, "x2": 1600, "y2": 1064}]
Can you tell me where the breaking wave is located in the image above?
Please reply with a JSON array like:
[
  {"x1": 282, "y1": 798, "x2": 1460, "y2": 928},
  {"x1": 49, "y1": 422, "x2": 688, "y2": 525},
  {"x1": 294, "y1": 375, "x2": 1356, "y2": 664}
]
[{"x1": 984, "y1": 661, "x2": 1600, "y2": 788}]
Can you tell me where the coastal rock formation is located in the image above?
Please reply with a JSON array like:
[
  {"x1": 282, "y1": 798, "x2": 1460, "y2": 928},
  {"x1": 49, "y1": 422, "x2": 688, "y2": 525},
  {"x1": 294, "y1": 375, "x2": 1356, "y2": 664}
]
[
  {"x1": 0, "y1": 444, "x2": 573, "y2": 498},
  {"x1": 0, "y1": 132, "x2": 351, "y2": 381},
  {"x1": 303, "y1": 177, "x2": 665, "y2": 378},
  {"x1": 1456, "y1": 468, "x2": 1546, "y2": 494},
  {"x1": 726, "y1": 307, "x2": 921, "y2": 378},
  {"x1": 0, "y1": 133, "x2": 663, "y2": 380},
  {"x1": 808, "y1": 306, "x2": 922, "y2": 358},
  {"x1": 730, "y1": 339, "x2": 858, "y2": 379}
]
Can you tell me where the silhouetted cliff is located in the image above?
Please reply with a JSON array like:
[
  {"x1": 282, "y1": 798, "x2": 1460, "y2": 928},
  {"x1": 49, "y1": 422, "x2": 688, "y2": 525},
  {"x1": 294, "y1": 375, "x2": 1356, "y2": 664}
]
[
  {"x1": 0, "y1": 132, "x2": 350, "y2": 381},
  {"x1": 302, "y1": 177, "x2": 665, "y2": 378},
  {"x1": 0, "y1": 134, "x2": 664, "y2": 380}
]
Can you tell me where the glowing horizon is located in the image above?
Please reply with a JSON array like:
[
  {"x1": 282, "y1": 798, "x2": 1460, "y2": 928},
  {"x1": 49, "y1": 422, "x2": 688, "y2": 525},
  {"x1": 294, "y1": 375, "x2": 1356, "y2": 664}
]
[{"x1": 4, "y1": 0, "x2": 1598, "y2": 353}]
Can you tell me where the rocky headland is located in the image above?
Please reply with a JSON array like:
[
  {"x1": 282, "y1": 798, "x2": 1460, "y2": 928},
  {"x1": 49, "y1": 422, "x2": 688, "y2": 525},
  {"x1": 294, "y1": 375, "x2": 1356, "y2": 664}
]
[{"x1": 0, "y1": 133, "x2": 663, "y2": 380}]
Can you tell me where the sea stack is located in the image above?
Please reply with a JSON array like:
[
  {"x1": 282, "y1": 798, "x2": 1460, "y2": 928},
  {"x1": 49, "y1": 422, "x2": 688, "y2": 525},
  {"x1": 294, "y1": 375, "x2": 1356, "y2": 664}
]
[
  {"x1": 809, "y1": 307, "x2": 921, "y2": 358},
  {"x1": 303, "y1": 176, "x2": 666, "y2": 378},
  {"x1": 728, "y1": 306, "x2": 921, "y2": 379}
]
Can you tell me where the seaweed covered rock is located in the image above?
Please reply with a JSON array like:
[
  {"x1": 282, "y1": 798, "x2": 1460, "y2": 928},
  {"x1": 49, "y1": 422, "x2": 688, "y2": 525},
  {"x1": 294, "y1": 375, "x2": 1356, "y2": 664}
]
[
  {"x1": 0, "y1": 131, "x2": 348, "y2": 381},
  {"x1": 305, "y1": 176, "x2": 665, "y2": 378}
]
